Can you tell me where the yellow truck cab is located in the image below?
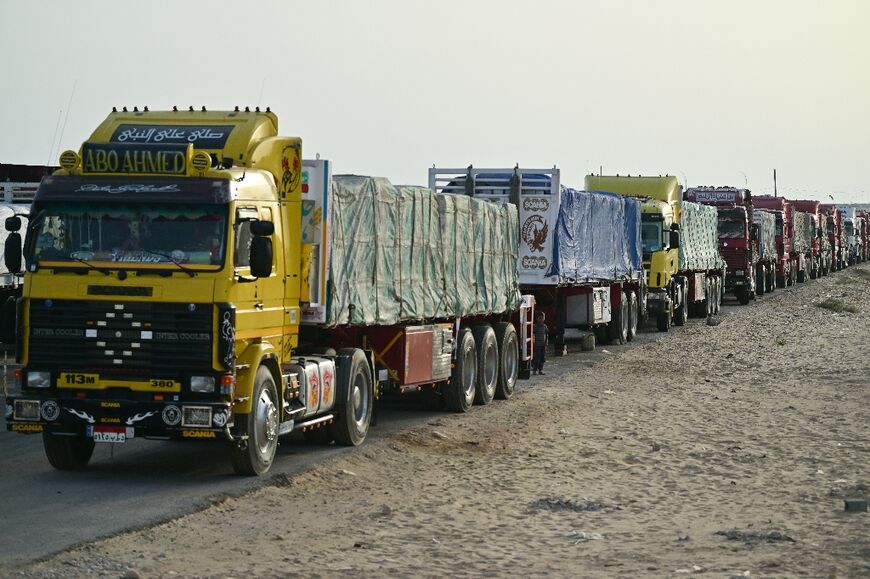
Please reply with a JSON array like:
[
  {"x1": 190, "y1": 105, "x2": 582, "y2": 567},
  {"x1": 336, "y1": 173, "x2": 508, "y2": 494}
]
[
  {"x1": 4, "y1": 108, "x2": 375, "y2": 475},
  {"x1": 586, "y1": 175, "x2": 723, "y2": 331}
]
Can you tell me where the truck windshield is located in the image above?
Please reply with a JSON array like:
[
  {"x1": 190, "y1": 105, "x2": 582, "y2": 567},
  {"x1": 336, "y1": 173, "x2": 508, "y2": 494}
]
[
  {"x1": 641, "y1": 221, "x2": 663, "y2": 253},
  {"x1": 28, "y1": 203, "x2": 227, "y2": 267},
  {"x1": 718, "y1": 219, "x2": 745, "y2": 239},
  {"x1": 845, "y1": 222, "x2": 854, "y2": 235},
  {"x1": 775, "y1": 217, "x2": 783, "y2": 236}
]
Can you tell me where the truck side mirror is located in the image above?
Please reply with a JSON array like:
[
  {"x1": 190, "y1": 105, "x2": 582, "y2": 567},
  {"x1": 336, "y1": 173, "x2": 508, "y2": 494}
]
[
  {"x1": 250, "y1": 220, "x2": 274, "y2": 237},
  {"x1": 5, "y1": 233, "x2": 22, "y2": 274},
  {"x1": 669, "y1": 230, "x2": 680, "y2": 249},
  {"x1": 249, "y1": 220, "x2": 274, "y2": 278},
  {"x1": 5, "y1": 216, "x2": 21, "y2": 232}
]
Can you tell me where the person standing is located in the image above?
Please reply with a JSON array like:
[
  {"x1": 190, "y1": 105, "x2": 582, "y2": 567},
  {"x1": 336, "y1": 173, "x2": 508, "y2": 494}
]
[{"x1": 533, "y1": 311, "x2": 548, "y2": 375}]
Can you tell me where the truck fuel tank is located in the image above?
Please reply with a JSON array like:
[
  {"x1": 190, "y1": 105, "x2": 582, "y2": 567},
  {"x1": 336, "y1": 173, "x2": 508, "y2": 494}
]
[{"x1": 287, "y1": 357, "x2": 337, "y2": 417}]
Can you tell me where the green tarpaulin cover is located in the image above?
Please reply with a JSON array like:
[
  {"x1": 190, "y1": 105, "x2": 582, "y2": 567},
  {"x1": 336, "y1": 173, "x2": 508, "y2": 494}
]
[
  {"x1": 327, "y1": 176, "x2": 521, "y2": 327},
  {"x1": 679, "y1": 201, "x2": 726, "y2": 272}
]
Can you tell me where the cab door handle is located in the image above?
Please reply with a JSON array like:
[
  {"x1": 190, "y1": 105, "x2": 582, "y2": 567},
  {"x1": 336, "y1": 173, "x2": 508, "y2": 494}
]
[{"x1": 255, "y1": 302, "x2": 264, "y2": 310}]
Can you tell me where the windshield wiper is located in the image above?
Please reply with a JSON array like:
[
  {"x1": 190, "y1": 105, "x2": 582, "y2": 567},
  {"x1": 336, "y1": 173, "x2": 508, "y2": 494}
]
[
  {"x1": 138, "y1": 250, "x2": 196, "y2": 277},
  {"x1": 68, "y1": 256, "x2": 112, "y2": 276}
]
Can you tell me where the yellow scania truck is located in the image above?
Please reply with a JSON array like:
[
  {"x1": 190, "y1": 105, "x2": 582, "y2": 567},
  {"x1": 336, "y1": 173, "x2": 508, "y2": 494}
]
[
  {"x1": 4, "y1": 108, "x2": 531, "y2": 475},
  {"x1": 585, "y1": 175, "x2": 725, "y2": 331}
]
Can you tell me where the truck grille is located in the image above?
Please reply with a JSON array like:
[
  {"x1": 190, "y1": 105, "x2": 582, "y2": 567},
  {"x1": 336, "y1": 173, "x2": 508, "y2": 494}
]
[
  {"x1": 720, "y1": 248, "x2": 747, "y2": 273},
  {"x1": 28, "y1": 299, "x2": 212, "y2": 378}
]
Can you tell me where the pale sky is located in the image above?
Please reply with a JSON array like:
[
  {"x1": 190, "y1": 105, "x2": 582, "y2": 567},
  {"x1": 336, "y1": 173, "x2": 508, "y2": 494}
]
[{"x1": 1, "y1": 0, "x2": 868, "y2": 201}]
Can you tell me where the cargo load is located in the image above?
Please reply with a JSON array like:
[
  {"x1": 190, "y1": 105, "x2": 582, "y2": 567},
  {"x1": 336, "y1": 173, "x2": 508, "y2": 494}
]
[
  {"x1": 678, "y1": 201, "x2": 726, "y2": 271},
  {"x1": 753, "y1": 210, "x2": 777, "y2": 261},
  {"x1": 793, "y1": 211, "x2": 812, "y2": 254},
  {"x1": 327, "y1": 175, "x2": 521, "y2": 326},
  {"x1": 549, "y1": 188, "x2": 642, "y2": 283}
]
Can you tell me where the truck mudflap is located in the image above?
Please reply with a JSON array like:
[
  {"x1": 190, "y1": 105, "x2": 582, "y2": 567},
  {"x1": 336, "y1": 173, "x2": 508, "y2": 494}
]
[{"x1": 5, "y1": 396, "x2": 233, "y2": 441}]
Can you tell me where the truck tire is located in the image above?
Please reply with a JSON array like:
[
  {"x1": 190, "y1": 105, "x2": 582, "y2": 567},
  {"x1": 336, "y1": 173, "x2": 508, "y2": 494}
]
[
  {"x1": 797, "y1": 267, "x2": 806, "y2": 283},
  {"x1": 705, "y1": 279, "x2": 713, "y2": 317},
  {"x1": 713, "y1": 278, "x2": 722, "y2": 315},
  {"x1": 756, "y1": 266, "x2": 766, "y2": 296},
  {"x1": 607, "y1": 291, "x2": 628, "y2": 344},
  {"x1": 736, "y1": 286, "x2": 750, "y2": 305},
  {"x1": 472, "y1": 325, "x2": 498, "y2": 406},
  {"x1": 445, "y1": 329, "x2": 476, "y2": 413},
  {"x1": 656, "y1": 309, "x2": 671, "y2": 332},
  {"x1": 673, "y1": 286, "x2": 687, "y2": 327},
  {"x1": 231, "y1": 366, "x2": 280, "y2": 475},
  {"x1": 331, "y1": 348, "x2": 373, "y2": 446},
  {"x1": 626, "y1": 291, "x2": 638, "y2": 342},
  {"x1": 43, "y1": 432, "x2": 95, "y2": 470},
  {"x1": 493, "y1": 322, "x2": 518, "y2": 400}
]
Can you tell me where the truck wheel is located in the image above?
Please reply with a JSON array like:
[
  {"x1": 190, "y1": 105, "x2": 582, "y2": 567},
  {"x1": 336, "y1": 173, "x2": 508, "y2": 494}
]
[
  {"x1": 332, "y1": 348, "x2": 373, "y2": 446},
  {"x1": 797, "y1": 267, "x2": 806, "y2": 283},
  {"x1": 493, "y1": 322, "x2": 518, "y2": 400},
  {"x1": 43, "y1": 432, "x2": 95, "y2": 470},
  {"x1": 472, "y1": 325, "x2": 497, "y2": 406},
  {"x1": 445, "y1": 328, "x2": 476, "y2": 413},
  {"x1": 607, "y1": 292, "x2": 628, "y2": 344},
  {"x1": 626, "y1": 291, "x2": 638, "y2": 341},
  {"x1": 231, "y1": 366, "x2": 279, "y2": 476},
  {"x1": 656, "y1": 310, "x2": 671, "y2": 332},
  {"x1": 713, "y1": 278, "x2": 722, "y2": 315},
  {"x1": 736, "y1": 286, "x2": 750, "y2": 305},
  {"x1": 673, "y1": 287, "x2": 687, "y2": 327},
  {"x1": 704, "y1": 279, "x2": 713, "y2": 317},
  {"x1": 756, "y1": 266, "x2": 766, "y2": 296}
]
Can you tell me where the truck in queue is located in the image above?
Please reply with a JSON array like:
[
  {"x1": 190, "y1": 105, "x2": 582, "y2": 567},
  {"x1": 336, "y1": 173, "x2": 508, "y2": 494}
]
[
  {"x1": 3, "y1": 108, "x2": 533, "y2": 476},
  {"x1": 791, "y1": 209, "x2": 813, "y2": 282},
  {"x1": 841, "y1": 208, "x2": 864, "y2": 265},
  {"x1": 753, "y1": 196, "x2": 796, "y2": 287},
  {"x1": 584, "y1": 175, "x2": 724, "y2": 331},
  {"x1": 0, "y1": 164, "x2": 50, "y2": 342},
  {"x1": 790, "y1": 200, "x2": 826, "y2": 278},
  {"x1": 684, "y1": 186, "x2": 765, "y2": 304},
  {"x1": 820, "y1": 204, "x2": 844, "y2": 270},
  {"x1": 429, "y1": 166, "x2": 645, "y2": 355},
  {"x1": 752, "y1": 210, "x2": 778, "y2": 294}
]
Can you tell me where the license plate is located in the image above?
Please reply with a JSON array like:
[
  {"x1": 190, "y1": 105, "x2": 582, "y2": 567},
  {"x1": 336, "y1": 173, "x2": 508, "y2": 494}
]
[{"x1": 92, "y1": 426, "x2": 126, "y2": 444}]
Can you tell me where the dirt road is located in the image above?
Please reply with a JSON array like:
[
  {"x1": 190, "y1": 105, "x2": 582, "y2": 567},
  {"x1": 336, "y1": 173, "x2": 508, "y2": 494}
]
[{"x1": 16, "y1": 266, "x2": 870, "y2": 578}]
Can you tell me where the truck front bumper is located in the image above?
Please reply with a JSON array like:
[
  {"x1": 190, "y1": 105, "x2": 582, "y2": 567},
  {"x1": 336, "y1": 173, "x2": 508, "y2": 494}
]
[
  {"x1": 646, "y1": 289, "x2": 671, "y2": 317},
  {"x1": 5, "y1": 395, "x2": 233, "y2": 440}
]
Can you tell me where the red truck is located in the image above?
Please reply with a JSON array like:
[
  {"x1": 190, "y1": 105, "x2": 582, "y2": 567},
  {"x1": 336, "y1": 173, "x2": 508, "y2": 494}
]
[
  {"x1": 684, "y1": 186, "x2": 760, "y2": 304},
  {"x1": 753, "y1": 196, "x2": 796, "y2": 287},
  {"x1": 820, "y1": 204, "x2": 844, "y2": 270}
]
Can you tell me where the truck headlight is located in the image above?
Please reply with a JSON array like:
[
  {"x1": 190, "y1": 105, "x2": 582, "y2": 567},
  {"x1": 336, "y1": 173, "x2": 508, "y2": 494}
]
[
  {"x1": 734, "y1": 271, "x2": 744, "y2": 277},
  {"x1": 190, "y1": 376, "x2": 215, "y2": 393},
  {"x1": 13, "y1": 400, "x2": 40, "y2": 421},
  {"x1": 182, "y1": 406, "x2": 212, "y2": 427},
  {"x1": 27, "y1": 371, "x2": 51, "y2": 389}
]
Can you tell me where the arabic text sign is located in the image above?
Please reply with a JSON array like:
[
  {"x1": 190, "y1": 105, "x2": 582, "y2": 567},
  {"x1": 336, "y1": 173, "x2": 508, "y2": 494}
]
[
  {"x1": 82, "y1": 142, "x2": 189, "y2": 176},
  {"x1": 111, "y1": 124, "x2": 233, "y2": 149}
]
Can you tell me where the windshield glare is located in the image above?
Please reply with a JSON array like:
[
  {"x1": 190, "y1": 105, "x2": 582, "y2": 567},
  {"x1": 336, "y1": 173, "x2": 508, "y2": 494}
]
[
  {"x1": 641, "y1": 221, "x2": 663, "y2": 253},
  {"x1": 718, "y1": 219, "x2": 745, "y2": 239},
  {"x1": 29, "y1": 203, "x2": 227, "y2": 267}
]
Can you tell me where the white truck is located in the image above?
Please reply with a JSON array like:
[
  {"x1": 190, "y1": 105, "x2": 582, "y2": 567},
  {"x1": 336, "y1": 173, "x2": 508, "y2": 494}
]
[{"x1": 0, "y1": 165, "x2": 44, "y2": 343}]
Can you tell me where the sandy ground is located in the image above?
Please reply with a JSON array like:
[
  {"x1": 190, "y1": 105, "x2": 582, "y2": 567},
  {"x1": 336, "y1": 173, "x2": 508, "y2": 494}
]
[{"x1": 14, "y1": 265, "x2": 870, "y2": 578}]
